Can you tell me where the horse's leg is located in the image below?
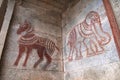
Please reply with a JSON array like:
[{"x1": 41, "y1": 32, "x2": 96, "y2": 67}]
[
  {"x1": 43, "y1": 50, "x2": 52, "y2": 70},
  {"x1": 14, "y1": 45, "x2": 25, "y2": 66},
  {"x1": 33, "y1": 48, "x2": 44, "y2": 68},
  {"x1": 23, "y1": 47, "x2": 32, "y2": 67}
]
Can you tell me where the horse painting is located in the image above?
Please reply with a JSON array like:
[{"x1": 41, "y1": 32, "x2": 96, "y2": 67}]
[{"x1": 13, "y1": 20, "x2": 59, "y2": 70}]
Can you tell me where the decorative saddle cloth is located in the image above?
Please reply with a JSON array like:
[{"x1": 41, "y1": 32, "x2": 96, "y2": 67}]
[
  {"x1": 18, "y1": 34, "x2": 48, "y2": 47},
  {"x1": 18, "y1": 34, "x2": 39, "y2": 45}
]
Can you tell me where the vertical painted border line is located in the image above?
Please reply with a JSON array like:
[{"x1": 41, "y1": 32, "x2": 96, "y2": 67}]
[{"x1": 103, "y1": 0, "x2": 120, "y2": 58}]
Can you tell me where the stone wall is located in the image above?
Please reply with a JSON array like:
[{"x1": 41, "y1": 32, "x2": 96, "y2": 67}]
[
  {"x1": 62, "y1": 0, "x2": 120, "y2": 80},
  {"x1": 0, "y1": 0, "x2": 8, "y2": 30},
  {"x1": 0, "y1": 1, "x2": 63, "y2": 80},
  {"x1": 110, "y1": 0, "x2": 120, "y2": 29},
  {"x1": 1, "y1": 0, "x2": 120, "y2": 80}
]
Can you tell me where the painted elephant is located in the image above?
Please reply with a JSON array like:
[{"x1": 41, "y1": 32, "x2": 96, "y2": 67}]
[
  {"x1": 67, "y1": 11, "x2": 111, "y2": 61},
  {"x1": 67, "y1": 28, "x2": 82, "y2": 61},
  {"x1": 78, "y1": 11, "x2": 111, "y2": 57}
]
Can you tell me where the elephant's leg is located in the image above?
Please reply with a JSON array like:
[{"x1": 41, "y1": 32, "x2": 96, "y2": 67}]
[
  {"x1": 14, "y1": 45, "x2": 25, "y2": 66},
  {"x1": 75, "y1": 47, "x2": 79, "y2": 60},
  {"x1": 68, "y1": 46, "x2": 74, "y2": 61},
  {"x1": 23, "y1": 47, "x2": 32, "y2": 67},
  {"x1": 84, "y1": 39, "x2": 94, "y2": 57},
  {"x1": 33, "y1": 48, "x2": 44, "y2": 68},
  {"x1": 92, "y1": 38, "x2": 104, "y2": 54},
  {"x1": 75, "y1": 42, "x2": 82, "y2": 60},
  {"x1": 89, "y1": 40, "x2": 97, "y2": 56}
]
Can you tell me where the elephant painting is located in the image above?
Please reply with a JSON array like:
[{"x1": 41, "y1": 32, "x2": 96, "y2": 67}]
[{"x1": 67, "y1": 11, "x2": 111, "y2": 61}]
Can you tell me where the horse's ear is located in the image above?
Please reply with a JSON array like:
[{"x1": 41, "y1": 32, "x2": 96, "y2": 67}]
[
  {"x1": 24, "y1": 20, "x2": 31, "y2": 26},
  {"x1": 24, "y1": 20, "x2": 28, "y2": 24}
]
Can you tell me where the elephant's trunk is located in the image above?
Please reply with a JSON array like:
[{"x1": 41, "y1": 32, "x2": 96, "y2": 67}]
[{"x1": 92, "y1": 21, "x2": 111, "y2": 46}]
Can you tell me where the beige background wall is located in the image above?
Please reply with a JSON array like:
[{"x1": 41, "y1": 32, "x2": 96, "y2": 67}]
[
  {"x1": 0, "y1": 0, "x2": 8, "y2": 30},
  {"x1": 62, "y1": 0, "x2": 120, "y2": 80},
  {"x1": 0, "y1": 0, "x2": 63, "y2": 80},
  {"x1": 110, "y1": 0, "x2": 120, "y2": 29},
  {"x1": 0, "y1": 0, "x2": 120, "y2": 80}
]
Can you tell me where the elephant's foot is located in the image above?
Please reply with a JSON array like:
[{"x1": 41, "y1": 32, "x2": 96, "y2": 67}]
[
  {"x1": 86, "y1": 52, "x2": 96, "y2": 57},
  {"x1": 86, "y1": 49, "x2": 95, "y2": 57},
  {"x1": 97, "y1": 47, "x2": 104, "y2": 54},
  {"x1": 68, "y1": 56, "x2": 73, "y2": 61},
  {"x1": 75, "y1": 56, "x2": 82, "y2": 60}
]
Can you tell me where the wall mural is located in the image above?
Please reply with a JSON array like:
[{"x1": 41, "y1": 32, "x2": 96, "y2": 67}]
[
  {"x1": 67, "y1": 11, "x2": 111, "y2": 61},
  {"x1": 13, "y1": 20, "x2": 59, "y2": 70}
]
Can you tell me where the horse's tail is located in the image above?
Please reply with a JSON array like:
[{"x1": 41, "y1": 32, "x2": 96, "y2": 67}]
[{"x1": 55, "y1": 45, "x2": 60, "y2": 52}]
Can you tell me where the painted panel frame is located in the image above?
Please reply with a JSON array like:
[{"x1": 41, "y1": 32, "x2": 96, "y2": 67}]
[
  {"x1": 63, "y1": 0, "x2": 120, "y2": 72},
  {"x1": 103, "y1": 0, "x2": 120, "y2": 58},
  {"x1": 64, "y1": 0, "x2": 120, "y2": 79}
]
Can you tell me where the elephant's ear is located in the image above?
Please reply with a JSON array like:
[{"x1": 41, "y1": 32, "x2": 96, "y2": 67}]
[{"x1": 85, "y1": 17, "x2": 91, "y2": 25}]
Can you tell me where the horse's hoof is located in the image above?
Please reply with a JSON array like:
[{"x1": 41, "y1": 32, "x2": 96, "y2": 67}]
[
  {"x1": 13, "y1": 62, "x2": 18, "y2": 66},
  {"x1": 42, "y1": 66, "x2": 48, "y2": 71},
  {"x1": 22, "y1": 64, "x2": 26, "y2": 67},
  {"x1": 33, "y1": 65, "x2": 37, "y2": 68}
]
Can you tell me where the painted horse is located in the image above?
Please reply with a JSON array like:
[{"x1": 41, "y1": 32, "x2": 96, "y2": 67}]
[{"x1": 14, "y1": 20, "x2": 59, "y2": 69}]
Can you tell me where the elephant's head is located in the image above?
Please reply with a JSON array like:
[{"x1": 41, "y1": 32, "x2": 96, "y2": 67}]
[{"x1": 85, "y1": 11, "x2": 111, "y2": 45}]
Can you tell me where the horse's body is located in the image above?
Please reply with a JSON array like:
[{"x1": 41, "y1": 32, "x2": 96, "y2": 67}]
[{"x1": 14, "y1": 21, "x2": 59, "y2": 69}]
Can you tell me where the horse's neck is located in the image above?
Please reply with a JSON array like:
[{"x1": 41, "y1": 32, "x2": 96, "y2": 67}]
[{"x1": 22, "y1": 33, "x2": 35, "y2": 38}]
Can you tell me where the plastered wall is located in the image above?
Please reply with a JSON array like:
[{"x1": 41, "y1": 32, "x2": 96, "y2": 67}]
[
  {"x1": 62, "y1": 0, "x2": 120, "y2": 80},
  {"x1": 110, "y1": 0, "x2": 120, "y2": 29},
  {"x1": 0, "y1": 0, "x2": 8, "y2": 30},
  {"x1": 0, "y1": 1, "x2": 63, "y2": 80},
  {"x1": 1, "y1": 0, "x2": 120, "y2": 80}
]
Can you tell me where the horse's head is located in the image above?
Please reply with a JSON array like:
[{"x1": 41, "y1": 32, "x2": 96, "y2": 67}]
[{"x1": 17, "y1": 20, "x2": 31, "y2": 35}]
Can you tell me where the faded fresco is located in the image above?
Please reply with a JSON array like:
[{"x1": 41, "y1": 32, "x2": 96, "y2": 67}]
[
  {"x1": 67, "y1": 11, "x2": 111, "y2": 61},
  {"x1": 1, "y1": 0, "x2": 120, "y2": 80},
  {"x1": 0, "y1": 1, "x2": 63, "y2": 80},
  {"x1": 63, "y1": 0, "x2": 120, "y2": 80},
  {"x1": 13, "y1": 20, "x2": 60, "y2": 70}
]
